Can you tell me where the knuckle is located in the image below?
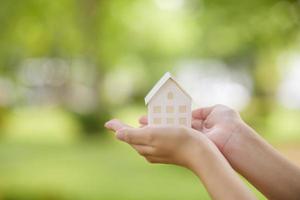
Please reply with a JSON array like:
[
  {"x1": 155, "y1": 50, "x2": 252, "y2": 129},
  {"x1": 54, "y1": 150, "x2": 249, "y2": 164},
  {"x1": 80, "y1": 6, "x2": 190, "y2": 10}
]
[
  {"x1": 215, "y1": 104, "x2": 226, "y2": 110},
  {"x1": 144, "y1": 128, "x2": 154, "y2": 143},
  {"x1": 203, "y1": 121, "x2": 210, "y2": 128},
  {"x1": 146, "y1": 157, "x2": 155, "y2": 163},
  {"x1": 125, "y1": 133, "x2": 132, "y2": 143},
  {"x1": 138, "y1": 149, "x2": 147, "y2": 156},
  {"x1": 147, "y1": 132, "x2": 154, "y2": 143},
  {"x1": 151, "y1": 148, "x2": 159, "y2": 156},
  {"x1": 225, "y1": 107, "x2": 238, "y2": 116},
  {"x1": 215, "y1": 105, "x2": 237, "y2": 115}
]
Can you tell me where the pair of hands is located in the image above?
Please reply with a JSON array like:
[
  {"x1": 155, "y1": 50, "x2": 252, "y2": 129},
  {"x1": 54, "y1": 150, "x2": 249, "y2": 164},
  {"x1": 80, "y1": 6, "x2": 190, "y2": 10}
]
[
  {"x1": 105, "y1": 105, "x2": 245, "y2": 170},
  {"x1": 106, "y1": 105, "x2": 300, "y2": 200}
]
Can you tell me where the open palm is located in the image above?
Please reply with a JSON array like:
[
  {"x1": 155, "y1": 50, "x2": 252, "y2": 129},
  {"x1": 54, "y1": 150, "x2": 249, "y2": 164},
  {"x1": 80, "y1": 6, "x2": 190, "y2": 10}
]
[{"x1": 140, "y1": 105, "x2": 244, "y2": 153}]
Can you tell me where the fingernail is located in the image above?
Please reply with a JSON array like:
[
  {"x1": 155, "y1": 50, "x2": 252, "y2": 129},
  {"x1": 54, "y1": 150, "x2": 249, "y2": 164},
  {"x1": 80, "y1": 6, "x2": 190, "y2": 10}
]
[
  {"x1": 116, "y1": 130, "x2": 126, "y2": 141},
  {"x1": 104, "y1": 121, "x2": 111, "y2": 128}
]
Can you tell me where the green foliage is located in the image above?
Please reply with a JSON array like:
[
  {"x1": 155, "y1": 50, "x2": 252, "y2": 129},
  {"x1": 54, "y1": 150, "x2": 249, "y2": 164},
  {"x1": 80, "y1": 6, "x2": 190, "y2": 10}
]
[
  {"x1": 0, "y1": 139, "x2": 266, "y2": 200},
  {"x1": 0, "y1": 0, "x2": 300, "y2": 199},
  {"x1": 2, "y1": 107, "x2": 81, "y2": 143}
]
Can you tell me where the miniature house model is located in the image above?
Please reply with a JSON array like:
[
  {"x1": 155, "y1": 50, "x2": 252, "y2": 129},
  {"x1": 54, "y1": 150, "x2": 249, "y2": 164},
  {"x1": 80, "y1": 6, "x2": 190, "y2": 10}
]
[{"x1": 145, "y1": 72, "x2": 192, "y2": 127}]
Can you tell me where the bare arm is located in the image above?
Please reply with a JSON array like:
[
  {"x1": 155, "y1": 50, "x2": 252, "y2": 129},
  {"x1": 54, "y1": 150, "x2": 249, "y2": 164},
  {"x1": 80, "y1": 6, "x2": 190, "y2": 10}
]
[
  {"x1": 189, "y1": 134, "x2": 256, "y2": 200},
  {"x1": 188, "y1": 105, "x2": 300, "y2": 200},
  {"x1": 224, "y1": 123, "x2": 300, "y2": 200}
]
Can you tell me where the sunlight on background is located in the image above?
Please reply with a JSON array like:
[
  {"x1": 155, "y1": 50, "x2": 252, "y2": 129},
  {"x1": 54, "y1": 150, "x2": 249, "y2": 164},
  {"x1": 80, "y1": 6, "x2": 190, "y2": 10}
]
[
  {"x1": 277, "y1": 54, "x2": 300, "y2": 109},
  {"x1": 103, "y1": 65, "x2": 147, "y2": 106},
  {"x1": 175, "y1": 60, "x2": 252, "y2": 111},
  {"x1": 155, "y1": 0, "x2": 185, "y2": 11}
]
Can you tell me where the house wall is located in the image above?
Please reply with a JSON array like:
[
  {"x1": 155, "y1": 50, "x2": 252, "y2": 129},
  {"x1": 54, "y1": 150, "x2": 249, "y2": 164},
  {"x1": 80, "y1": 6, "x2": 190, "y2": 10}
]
[{"x1": 148, "y1": 79, "x2": 191, "y2": 127}]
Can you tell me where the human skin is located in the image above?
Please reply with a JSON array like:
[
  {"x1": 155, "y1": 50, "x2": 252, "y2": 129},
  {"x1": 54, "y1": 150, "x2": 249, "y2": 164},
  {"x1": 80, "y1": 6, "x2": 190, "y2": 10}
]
[
  {"x1": 140, "y1": 105, "x2": 300, "y2": 200},
  {"x1": 105, "y1": 119, "x2": 256, "y2": 200}
]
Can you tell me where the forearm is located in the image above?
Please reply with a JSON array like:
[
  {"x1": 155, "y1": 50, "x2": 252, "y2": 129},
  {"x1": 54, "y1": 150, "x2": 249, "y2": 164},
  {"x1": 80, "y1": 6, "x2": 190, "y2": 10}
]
[
  {"x1": 224, "y1": 123, "x2": 300, "y2": 199},
  {"x1": 190, "y1": 137, "x2": 256, "y2": 200}
]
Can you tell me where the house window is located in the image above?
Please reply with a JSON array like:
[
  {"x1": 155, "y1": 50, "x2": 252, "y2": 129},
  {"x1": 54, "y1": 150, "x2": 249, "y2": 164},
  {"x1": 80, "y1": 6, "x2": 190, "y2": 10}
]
[
  {"x1": 153, "y1": 106, "x2": 161, "y2": 113},
  {"x1": 179, "y1": 117, "x2": 187, "y2": 125},
  {"x1": 179, "y1": 105, "x2": 187, "y2": 113},
  {"x1": 153, "y1": 118, "x2": 162, "y2": 125},
  {"x1": 166, "y1": 106, "x2": 174, "y2": 113},
  {"x1": 167, "y1": 92, "x2": 174, "y2": 100},
  {"x1": 166, "y1": 118, "x2": 174, "y2": 124}
]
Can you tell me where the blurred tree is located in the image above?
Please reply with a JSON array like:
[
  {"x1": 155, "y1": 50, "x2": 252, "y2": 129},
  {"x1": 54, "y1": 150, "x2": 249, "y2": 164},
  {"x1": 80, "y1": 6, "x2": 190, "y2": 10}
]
[{"x1": 0, "y1": 0, "x2": 299, "y2": 134}]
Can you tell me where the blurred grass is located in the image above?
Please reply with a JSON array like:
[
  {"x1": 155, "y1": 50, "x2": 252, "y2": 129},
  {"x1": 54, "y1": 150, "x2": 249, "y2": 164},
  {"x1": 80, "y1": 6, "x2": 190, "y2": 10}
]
[
  {"x1": 0, "y1": 0, "x2": 300, "y2": 199},
  {"x1": 1, "y1": 107, "x2": 81, "y2": 144},
  {"x1": 0, "y1": 105, "x2": 299, "y2": 199},
  {"x1": 266, "y1": 106, "x2": 300, "y2": 143},
  {"x1": 0, "y1": 137, "x2": 210, "y2": 200},
  {"x1": 0, "y1": 136, "x2": 267, "y2": 200}
]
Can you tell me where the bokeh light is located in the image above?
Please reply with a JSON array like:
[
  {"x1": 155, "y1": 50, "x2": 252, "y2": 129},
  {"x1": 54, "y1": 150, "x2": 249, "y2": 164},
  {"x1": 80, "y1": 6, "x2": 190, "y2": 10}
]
[
  {"x1": 277, "y1": 54, "x2": 300, "y2": 109},
  {"x1": 175, "y1": 60, "x2": 252, "y2": 110}
]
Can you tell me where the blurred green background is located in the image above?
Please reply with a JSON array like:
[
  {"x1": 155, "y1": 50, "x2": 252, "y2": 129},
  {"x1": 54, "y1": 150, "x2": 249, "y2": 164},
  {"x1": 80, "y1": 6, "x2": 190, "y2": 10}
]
[{"x1": 0, "y1": 0, "x2": 300, "y2": 199}]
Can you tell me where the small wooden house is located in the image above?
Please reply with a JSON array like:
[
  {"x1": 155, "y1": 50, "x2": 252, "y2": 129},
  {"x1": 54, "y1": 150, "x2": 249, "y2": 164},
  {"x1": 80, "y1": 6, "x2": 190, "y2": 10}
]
[{"x1": 145, "y1": 72, "x2": 192, "y2": 127}]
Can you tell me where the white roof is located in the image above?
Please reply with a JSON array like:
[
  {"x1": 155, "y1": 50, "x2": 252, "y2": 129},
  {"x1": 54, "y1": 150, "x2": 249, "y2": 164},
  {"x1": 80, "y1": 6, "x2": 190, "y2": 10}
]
[{"x1": 145, "y1": 72, "x2": 192, "y2": 105}]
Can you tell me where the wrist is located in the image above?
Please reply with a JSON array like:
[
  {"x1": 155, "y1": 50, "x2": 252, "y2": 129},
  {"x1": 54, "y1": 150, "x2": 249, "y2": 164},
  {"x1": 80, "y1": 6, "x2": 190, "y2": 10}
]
[
  {"x1": 186, "y1": 131, "x2": 221, "y2": 174},
  {"x1": 222, "y1": 121, "x2": 258, "y2": 163}
]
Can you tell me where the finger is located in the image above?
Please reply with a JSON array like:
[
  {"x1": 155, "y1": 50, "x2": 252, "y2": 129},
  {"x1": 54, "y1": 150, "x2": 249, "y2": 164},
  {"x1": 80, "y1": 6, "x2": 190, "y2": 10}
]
[
  {"x1": 192, "y1": 119, "x2": 203, "y2": 131},
  {"x1": 116, "y1": 127, "x2": 152, "y2": 145},
  {"x1": 132, "y1": 144, "x2": 156, "y2": 156},
  {"x1": 117, "y1": 126, "x2": 180, "y2": 145},
  {"x1": 139, "y1": 115, "x2": 148, "y2": 125},
  {"x1": 192, "y1": 106, "x2": 215, "y2": 120},
  {"x1": 144, "y1": 156, "x2": 170, "y2": 164},
  {"x1": 105, "y1": 119, "x2": 131, "y2": 132}
]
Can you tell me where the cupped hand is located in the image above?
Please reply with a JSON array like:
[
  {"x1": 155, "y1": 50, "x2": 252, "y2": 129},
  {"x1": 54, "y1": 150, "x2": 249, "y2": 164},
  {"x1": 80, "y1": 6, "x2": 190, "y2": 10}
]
[
  {"x1": 139, "y1": 105, "x2": 246, "y2": 153},
  {"x1": 105, "y1": 119, "x2": 211, "y2": 169}
]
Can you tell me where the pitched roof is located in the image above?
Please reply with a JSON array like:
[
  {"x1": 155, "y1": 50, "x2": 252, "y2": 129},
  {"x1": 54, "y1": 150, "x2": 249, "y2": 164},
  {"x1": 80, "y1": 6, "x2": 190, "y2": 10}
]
[{"x1": 145, "y1": 72, "x2": 192, "y2": 105}]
